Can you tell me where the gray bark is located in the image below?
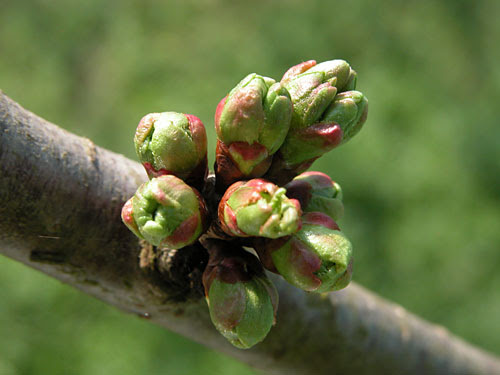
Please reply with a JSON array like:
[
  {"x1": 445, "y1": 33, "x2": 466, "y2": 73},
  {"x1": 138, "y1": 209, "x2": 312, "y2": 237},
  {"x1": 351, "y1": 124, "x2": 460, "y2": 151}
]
[{"x1": 1, "y1": 91, "x2": 499, "y2": 375}]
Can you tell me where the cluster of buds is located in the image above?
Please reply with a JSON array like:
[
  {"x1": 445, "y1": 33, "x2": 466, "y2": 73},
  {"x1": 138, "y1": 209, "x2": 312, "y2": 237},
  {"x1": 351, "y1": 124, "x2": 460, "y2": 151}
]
[
  {"x1": 122, "y1": 59, "x2": 368, "y2": 349},
  {"x1": 264, "y1": 60, "x2": 368, "y2": 184}
]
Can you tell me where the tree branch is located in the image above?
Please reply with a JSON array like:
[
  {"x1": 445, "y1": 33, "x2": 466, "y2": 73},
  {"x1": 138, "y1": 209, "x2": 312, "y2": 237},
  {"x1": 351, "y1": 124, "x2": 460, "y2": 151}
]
[{"x1": 1, "y1": 91, "x2": 499, "y2": 375}]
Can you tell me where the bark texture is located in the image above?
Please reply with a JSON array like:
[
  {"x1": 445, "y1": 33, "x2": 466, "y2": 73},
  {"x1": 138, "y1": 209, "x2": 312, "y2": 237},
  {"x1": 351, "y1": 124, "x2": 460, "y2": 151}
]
[{"x1": 1, "y1": 91, "x2": 499, "y2": 375}]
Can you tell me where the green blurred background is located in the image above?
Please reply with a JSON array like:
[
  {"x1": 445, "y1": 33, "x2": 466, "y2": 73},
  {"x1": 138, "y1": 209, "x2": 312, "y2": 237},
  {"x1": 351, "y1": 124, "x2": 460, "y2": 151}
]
[{"x1": 1, "y1": 0, "x2": 499, "y2": 374}]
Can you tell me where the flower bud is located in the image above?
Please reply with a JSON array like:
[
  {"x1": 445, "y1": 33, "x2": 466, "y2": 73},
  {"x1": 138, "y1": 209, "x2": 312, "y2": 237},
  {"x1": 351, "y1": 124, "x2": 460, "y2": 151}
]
[
  {"x1": 281, "y1": 59, "x2": 355, "y2": 130},
  {"x1": 202, "y1": 242, "x2": 278, "y2": 349},
  {"x1": 214, "y1": 139, "x2": 273, "y2": 190},
  {"x1": 122, "y1": 175, "x2": 208, "y2": 249},
  {"x1": 322, "y1": 90, "x2": 368, "y2": 145},
  {"x1": 285, "y1": 171, "x2": 344, "y2": 221},
  {"x1": 255, "y1": 212, "x2": 353, "y2": 293},
  {"x1": 215, "y1": 73, "x2": 293, "y2": 186},
  {"x1": 218, "y1": 179, "x2": 301, "y2": 239},
  {"x1": 265, "y1": 60, "x2": 367, "y2": 183},
  {"x1": 134, "y1": 112, "x2": 208, "y2": 189}
]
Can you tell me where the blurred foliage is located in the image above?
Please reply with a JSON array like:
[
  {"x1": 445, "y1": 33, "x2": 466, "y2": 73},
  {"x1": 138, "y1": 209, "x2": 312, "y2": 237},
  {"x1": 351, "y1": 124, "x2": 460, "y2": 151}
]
[{"x1": 1, "y1": 0, "x2": 499, "y2": 374}]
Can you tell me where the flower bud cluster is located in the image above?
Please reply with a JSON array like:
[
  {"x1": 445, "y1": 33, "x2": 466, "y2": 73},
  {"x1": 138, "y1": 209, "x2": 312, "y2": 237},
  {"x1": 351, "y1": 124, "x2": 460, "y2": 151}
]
[
  {"x1": 215, "y1": 59, "x2": 368, "y2": 187},
  {"x1": 121, "y1": 59, "x2": 367, "y2": 349}
]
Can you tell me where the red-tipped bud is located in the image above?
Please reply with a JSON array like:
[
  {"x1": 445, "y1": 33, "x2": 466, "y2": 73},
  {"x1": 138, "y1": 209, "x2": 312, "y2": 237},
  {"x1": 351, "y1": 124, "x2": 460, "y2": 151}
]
[
  {"x1": 215, "y1": 73, "x2": 293, "y2": 188},
  {"x1": 285, "y1": 171, "x2": 344, "y2": 221},
  {"x1": 121, "y1": 175, "x2": 208, "y2": 249},
  {"x1": 254, "y1": 212, "x2": 352, "y2": 293},
  {"x1": 134, "y1": 112, "x2": 208, "y2": 189},
  {"x1": 202, "y1": 242, "x2": 278, "y2": 349},
  {"x1": 218, "y1": 179, "x2": 301, "y2": 239}
]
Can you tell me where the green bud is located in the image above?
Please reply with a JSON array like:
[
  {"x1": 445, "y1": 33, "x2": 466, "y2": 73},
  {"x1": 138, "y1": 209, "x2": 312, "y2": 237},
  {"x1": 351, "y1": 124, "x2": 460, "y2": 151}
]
[
  {"x1": 281, "y1": 59, "x2": 355, "y2": 130},
  {"x1": 255, "y1": 212, "x2": 353, "y2": 293},
  {"x1": 214, "y1": 140, "x2": 273, "y2": 191},
  {"x1": 322, "y1": 91, "x2": 368, "y2": 144},
  {"x1": 215, "y1": 73, "x2": 292, "y2": 178},
  {"x1": 123, "y1": 175, "x2": 208, "y2": 249},
  {"x1": 134, "y1": 112, "x2": 208, "y2": 188},
  {"x1": 285, "y1": 171, "x2": 344, "y2": 221},
  {"x1": 266, "y1": 59, "x2": 368, "y2": 175},
  {"x1": 218, "y1": 179, "x2": 302, "y2": 239},
  {"x1": 202, "y1": 243, "x2": 278, "y2": 349}
]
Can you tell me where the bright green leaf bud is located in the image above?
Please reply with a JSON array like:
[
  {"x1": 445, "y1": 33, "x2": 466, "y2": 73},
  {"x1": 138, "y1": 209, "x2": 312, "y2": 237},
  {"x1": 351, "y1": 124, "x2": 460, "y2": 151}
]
[
  {"x1": 285, "y1": 171, "x2": 344, "y2": 221},
  {"x1": 322, "y1": 91, "x2": 368, "y2": 144},
  {"x1": 134, "y1": 112, "x2": 208, "y2": 189},
  {"x1": 255, "y1": 212, "x2": 353, "y2": 293},
  {"x1": 214, "y1": 74, "x2": 292, "y2": 186},
  {"x1": 218, "y1": 179, "x2": 302, "y2": 239},
  {"x1": 202, "y1": 243, "x2": 278, "y2": 349},
  {"x1": 123, "y1": 175, "x2": 208, "y2": 249}
]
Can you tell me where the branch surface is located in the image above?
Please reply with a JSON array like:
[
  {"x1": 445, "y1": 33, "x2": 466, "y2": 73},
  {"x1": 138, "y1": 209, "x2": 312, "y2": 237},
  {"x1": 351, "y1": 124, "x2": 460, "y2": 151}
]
[{"x1": 1, "y1": 91, "x2": 499, "y2": 375}]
